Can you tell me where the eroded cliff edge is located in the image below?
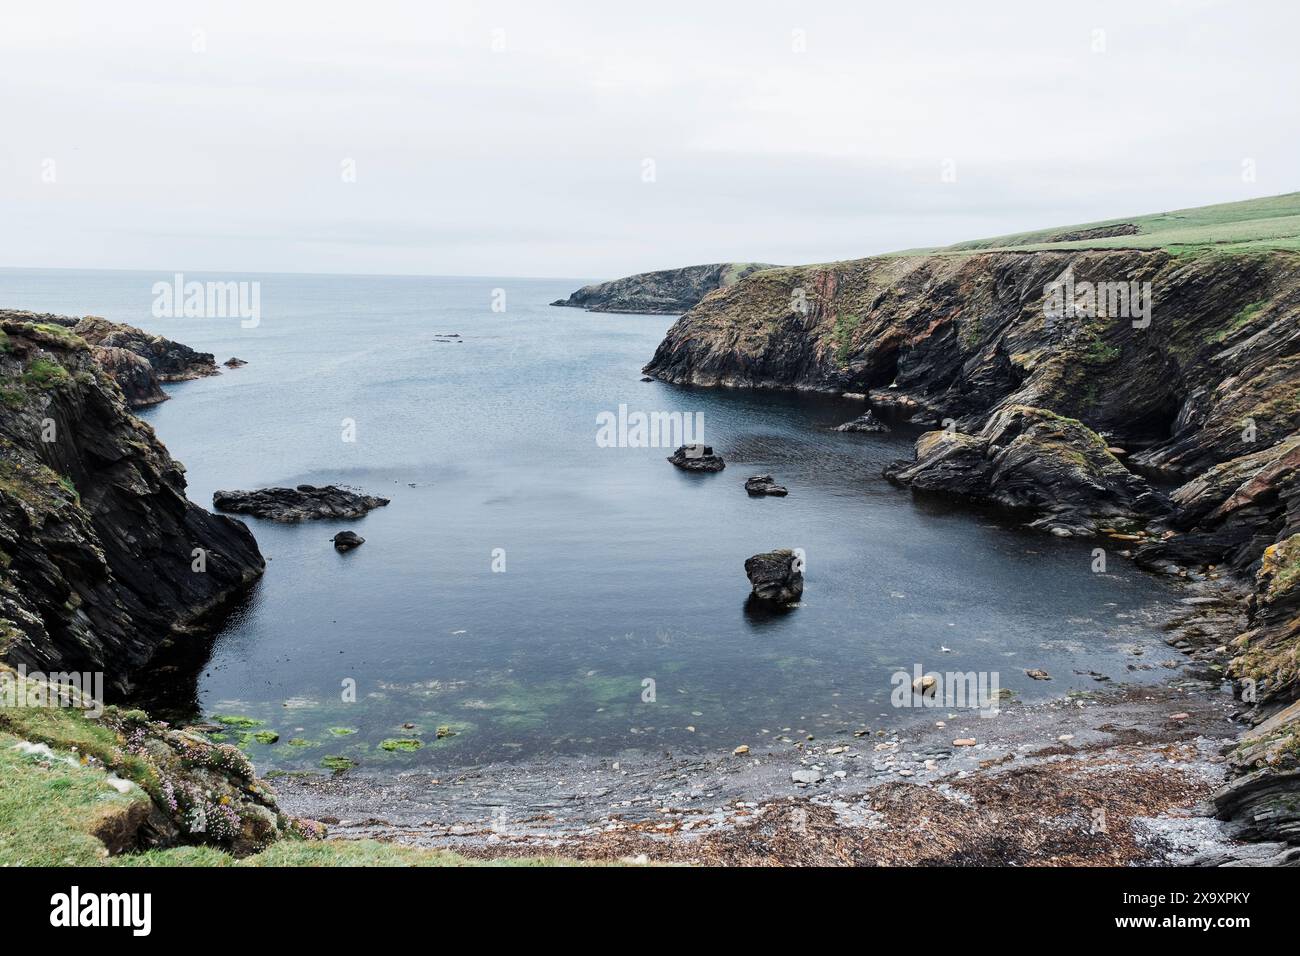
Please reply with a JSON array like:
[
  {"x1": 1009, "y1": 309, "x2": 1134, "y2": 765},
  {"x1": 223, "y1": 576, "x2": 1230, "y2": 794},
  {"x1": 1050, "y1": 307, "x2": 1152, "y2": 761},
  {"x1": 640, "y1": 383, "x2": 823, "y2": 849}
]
[
  {"x1": 644, "y1": 247, "x2": 1300, "y2": 847},
  {"x1": 0, "y1": 316, "x2": 264, "y2": 697}
]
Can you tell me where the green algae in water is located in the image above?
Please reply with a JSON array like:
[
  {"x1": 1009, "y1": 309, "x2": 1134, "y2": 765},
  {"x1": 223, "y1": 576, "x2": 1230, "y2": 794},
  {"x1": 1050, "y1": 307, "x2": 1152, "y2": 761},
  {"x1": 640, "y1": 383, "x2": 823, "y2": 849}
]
[
  {"x1": 327, "y1": 727, "x2": 357, "y2": 737},
  {"x1": 251, "y1": 731, "x2": 280, "y2": 744},
  {"x1": 378, "y1": 738, "x2": 422, "y2": 752},
  {"x1": 213, "y1": 715, "x2": 263, "y2": 728},
  {"x1": 320, "y1": 755, "x2": 356, "y2": 771}
]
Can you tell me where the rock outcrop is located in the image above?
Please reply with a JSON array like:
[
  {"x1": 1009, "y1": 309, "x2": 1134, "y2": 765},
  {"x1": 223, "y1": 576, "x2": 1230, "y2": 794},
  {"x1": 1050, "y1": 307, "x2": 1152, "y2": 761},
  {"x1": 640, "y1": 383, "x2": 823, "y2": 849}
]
[
  {"x1": 71, "y1": 316, "x2": 219, "y2": 383},
  {"x1": 552, "y1": 262, "x2": 778, "y2": 315},
  {"x1": 834, "y1": 410, "x2": 890, "y2": 433},
  {"x1": 667, "y1": 444, "x2": 725, "y2": 472},
  {"x1": 331, "y1": 530, "x2": 365, "y2": 551},
  {"x1": 0, "y1": 317, "x2": 264, "y2": 697},
  {"x1": 884, "y1": 405, "x2": 1168, "y2": 536},
  {"x1": 212, "y1": 485, "x2": 390, "y2": 522},
  {"x1": 744, "y1": 549, "x2": 804, "y2": 604},
  {"x1": 0, "y1": 311, "x2": 220, "y2": 409},
  {"x1": 744, "y1": 474, "x2": 788, "y2": 496}
]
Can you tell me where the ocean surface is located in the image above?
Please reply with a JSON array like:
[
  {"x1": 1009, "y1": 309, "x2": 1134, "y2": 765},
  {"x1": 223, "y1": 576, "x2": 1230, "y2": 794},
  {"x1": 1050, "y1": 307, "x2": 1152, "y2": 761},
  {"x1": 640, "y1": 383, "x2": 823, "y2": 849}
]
[{"x1": 0, "y1": 268, "x2": 1184, "y2": 772}]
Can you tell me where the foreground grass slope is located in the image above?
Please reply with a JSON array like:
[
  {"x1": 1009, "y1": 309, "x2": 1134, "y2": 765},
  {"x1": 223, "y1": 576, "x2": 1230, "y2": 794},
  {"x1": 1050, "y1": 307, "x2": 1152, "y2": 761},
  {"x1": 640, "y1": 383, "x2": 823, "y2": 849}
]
[{"x1": 0, "y1": 669, "x2": 584, "y2": 867}]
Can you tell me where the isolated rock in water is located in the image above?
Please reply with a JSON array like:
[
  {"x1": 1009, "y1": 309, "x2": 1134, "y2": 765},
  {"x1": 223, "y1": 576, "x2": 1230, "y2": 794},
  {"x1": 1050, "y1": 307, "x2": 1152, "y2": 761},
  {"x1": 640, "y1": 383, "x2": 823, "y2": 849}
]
[
  {"x1": 1025, "y1": 668, "x2": 1052, "y2": 680},
  {"x1": 331, "y1": 531, "x2": 365, "y2": 552},
  {"x1": 213, "y1": 484, "x2": 391, "y2": 522},
  {"x1": 667, "y1": 444, "x2": 726, "y2": 472},
  {"x1": 913, "y1": 675, "x2": 937, "y2": 695},
  {"x1": 744, "y1": 548, "x2": 804, "y2": 604},
  {"x1": 224, "y1": 357, "x2": 247, "y2": 368},
  {"x1": 834, "y1": 410, "x2": 890, "y2": 433},
  {"x1": 744, "y1": 474, "x2": 788, "y2": 496}
]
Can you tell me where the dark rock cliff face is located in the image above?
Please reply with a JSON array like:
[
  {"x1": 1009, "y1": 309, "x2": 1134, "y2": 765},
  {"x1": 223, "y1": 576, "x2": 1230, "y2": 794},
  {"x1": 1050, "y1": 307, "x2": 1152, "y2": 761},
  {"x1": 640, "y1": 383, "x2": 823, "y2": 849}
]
[
  {"x1": 0, "y1": 318, "x2": 264, "y2": 697},
  {"x1": 644, "y1": 247, "x2": 1300, "y2": 848},
  {"x1": 552, "y1": 262, "x2": 779, "y2": 315}
]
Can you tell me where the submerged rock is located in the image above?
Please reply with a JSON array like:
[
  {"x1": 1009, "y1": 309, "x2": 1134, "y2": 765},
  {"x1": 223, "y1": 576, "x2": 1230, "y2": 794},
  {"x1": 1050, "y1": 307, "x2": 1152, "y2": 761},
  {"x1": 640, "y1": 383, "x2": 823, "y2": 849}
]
[
  {"x1": 331, "y1": 531, "x2": 365, "y2": 552},
  {"x1": 667, "y1": 444, "x2": 726, "y2": 472},
  {"x1": 834, "y1": 410, "x2": 890, "y2": 433},
  {"x1": 744, "y1": 474, "x2": 788, "y2": 496},
  {"x1": 212, "y1": 485, "x2": 391, "y2": 522},
  {"x1": 224, "y1": 357, "x2": 247, "y2": 368},
  {"x1": 744, "y1": 548, "x2": 804, "y2": 604}
]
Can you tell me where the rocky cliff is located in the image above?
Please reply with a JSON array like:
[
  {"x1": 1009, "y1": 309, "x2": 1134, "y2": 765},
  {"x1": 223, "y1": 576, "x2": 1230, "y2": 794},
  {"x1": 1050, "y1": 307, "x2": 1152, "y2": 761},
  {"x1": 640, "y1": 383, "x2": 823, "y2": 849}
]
[
  {"x1": 552, "y1": 262, "x2": 779, "y2": 315},
  {"x1": 0, "y1": 311, "x2": 218, "y2": 408},
  {"x1": 644, "y1": 241, "x2": 1300, "y2": 848},
  {"x1": 0, "y1": 316, "x2": 264, "y2": 697}
]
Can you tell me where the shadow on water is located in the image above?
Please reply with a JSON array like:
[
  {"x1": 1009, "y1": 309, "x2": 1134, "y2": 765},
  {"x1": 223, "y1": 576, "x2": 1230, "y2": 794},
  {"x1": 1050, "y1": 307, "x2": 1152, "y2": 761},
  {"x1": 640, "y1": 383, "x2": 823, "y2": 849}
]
[
  {"x1": 125, "y1": 579, "x2": 264, "y2": 724},
  {"x1": 742, "y1": 595, "x2": 799, "y2": 627}
]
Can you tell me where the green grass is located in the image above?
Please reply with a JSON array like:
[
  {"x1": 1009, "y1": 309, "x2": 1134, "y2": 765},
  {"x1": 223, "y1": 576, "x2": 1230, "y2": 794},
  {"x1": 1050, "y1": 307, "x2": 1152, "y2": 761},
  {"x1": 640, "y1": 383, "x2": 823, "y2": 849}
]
[
  {"x1": 929, "y1": 192, "x2": 1300, "y2": 256},
  {"x1": 0, "y1": 734, "x2": 596, "y2": 867},
  {"x1": 831, "y1": 313, "x2": 863, "y2": 364},
  {"x1": 0, "y1": 681, "x2": 607, "y2": 868},
  {"x1": 21, "y1": 358, "x2": 72, "y2": 389},
  {"x1": 0, "y1": 735, "x2": 151, "y2": 866},
  {"x1": 1209, "y1": 300, "x2": 1268, "y2": 344}
]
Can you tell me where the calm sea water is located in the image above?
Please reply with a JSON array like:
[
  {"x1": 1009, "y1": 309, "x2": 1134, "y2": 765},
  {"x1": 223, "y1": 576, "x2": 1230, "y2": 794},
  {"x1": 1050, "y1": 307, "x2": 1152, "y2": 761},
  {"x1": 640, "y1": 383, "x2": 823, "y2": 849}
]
[{"x1": 0, "y1": 267, "x2": 1182, "y2": 771}]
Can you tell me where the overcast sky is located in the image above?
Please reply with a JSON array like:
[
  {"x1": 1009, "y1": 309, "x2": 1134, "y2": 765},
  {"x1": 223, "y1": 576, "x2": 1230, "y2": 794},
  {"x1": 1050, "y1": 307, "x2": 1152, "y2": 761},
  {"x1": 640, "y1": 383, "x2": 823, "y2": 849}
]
[{"x1": 1, "y1": 0, "x2": 1296, "y2": 279}]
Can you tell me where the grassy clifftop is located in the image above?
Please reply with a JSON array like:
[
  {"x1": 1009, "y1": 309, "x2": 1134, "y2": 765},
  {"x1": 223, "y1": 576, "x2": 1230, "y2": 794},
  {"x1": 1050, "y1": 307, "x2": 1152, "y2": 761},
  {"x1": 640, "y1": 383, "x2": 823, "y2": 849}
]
[{"x1": 926, "y1": 191, "x2": 1300, "y2": 256}]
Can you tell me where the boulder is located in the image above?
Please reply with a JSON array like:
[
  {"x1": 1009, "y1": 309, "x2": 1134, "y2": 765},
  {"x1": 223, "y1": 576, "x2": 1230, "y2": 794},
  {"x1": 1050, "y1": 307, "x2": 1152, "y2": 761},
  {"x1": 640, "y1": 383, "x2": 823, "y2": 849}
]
[
  {"x1": 744, "y1": 474, "x2": 788, "y2": 496},
  {"x1": 667, "y1": 444, "x2": 726, "y2": 472},
  {"x1": 331, "y1": 531, "x2": 364, "y2": 552},
  {"x1": 744, "y1": 548, "x2": 804, "y2": 604},
  {"x1": 834, "y1": 410, "x2": 890, "y2": 433}
]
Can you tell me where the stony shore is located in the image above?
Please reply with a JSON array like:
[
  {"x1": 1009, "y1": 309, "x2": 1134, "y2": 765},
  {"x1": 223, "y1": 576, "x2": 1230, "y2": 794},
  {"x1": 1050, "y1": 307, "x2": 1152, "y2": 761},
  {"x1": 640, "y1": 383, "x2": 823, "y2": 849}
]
[{"x1": 273, "y1": 666, "x2": 1264, "y2": 865}]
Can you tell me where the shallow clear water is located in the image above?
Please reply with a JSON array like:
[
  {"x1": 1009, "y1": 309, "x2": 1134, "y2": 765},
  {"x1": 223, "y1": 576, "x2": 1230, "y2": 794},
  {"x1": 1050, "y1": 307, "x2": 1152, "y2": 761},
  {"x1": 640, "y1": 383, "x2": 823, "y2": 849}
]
[{"x1": 0, "y1": 268, "x2": 1182, "y2": 771}]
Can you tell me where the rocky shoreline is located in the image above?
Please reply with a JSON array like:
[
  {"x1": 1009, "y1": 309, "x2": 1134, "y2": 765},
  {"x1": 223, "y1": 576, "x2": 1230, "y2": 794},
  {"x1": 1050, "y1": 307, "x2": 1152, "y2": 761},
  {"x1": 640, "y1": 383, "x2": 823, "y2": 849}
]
[
  {"x1": 2, "y1": 232, "x2": 1297, "y2": 865},
  {"x1": 641, "y1": 245, "x2": 1300, "y2": 855},
  {"x1": 271, "y1": 633, "x2": 1272, "y2": 865}
]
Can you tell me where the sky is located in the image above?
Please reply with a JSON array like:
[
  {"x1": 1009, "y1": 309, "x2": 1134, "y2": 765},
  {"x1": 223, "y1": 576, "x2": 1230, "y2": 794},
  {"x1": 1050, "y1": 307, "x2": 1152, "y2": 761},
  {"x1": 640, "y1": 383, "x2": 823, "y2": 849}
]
[{"x1": 1, "y1": 0, "x2": 1296, "y2": 279}]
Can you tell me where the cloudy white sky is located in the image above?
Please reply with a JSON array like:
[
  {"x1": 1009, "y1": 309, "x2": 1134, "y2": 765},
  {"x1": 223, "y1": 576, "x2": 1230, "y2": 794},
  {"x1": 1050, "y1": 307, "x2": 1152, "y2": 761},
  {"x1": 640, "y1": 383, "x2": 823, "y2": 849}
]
[{"x1": 1, "y1": 0, "x2": 1295, "y2": 279}]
